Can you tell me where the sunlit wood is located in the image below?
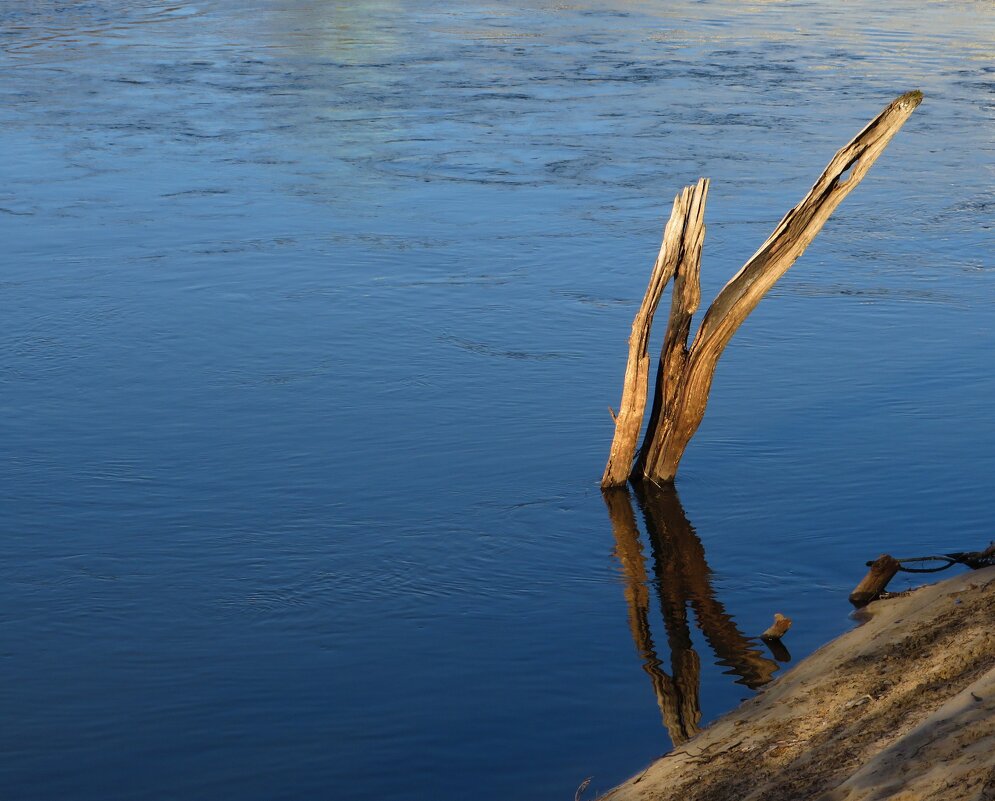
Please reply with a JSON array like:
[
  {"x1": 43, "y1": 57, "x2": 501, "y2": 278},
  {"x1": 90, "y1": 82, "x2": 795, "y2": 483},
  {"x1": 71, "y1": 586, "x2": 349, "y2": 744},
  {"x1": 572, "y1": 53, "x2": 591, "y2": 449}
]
[
  {"x1": 603, "y1": 92, "x2": 922, "y2": 485},
  {"x1": 601, "y1": 180, "x2": 708, "y2": 488}
]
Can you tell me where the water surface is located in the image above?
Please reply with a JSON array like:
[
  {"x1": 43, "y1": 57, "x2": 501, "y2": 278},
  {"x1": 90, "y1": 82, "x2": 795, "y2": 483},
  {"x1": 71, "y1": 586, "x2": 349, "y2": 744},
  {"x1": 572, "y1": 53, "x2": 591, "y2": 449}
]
[{"x1": 2, "y1": 1, "x2": 993, "y2": 799}]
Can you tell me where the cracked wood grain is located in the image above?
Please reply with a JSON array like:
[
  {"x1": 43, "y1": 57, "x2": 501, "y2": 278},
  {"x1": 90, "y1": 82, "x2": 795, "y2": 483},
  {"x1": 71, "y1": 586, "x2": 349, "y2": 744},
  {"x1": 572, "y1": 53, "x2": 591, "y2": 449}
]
[{"x1": 603, "y1": 91, "x2": 922, "y2": 486}]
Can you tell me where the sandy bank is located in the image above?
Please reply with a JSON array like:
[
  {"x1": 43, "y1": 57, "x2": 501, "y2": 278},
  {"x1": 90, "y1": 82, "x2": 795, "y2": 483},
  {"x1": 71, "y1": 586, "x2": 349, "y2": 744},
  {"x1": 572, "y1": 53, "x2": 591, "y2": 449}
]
[{"x1": 600, "y1": 566, "x2": 995, "y2": 801}]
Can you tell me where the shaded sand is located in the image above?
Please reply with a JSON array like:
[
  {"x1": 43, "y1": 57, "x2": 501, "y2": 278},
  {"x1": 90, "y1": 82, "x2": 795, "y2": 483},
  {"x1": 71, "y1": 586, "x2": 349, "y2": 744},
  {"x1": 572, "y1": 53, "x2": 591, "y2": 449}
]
[{"x1": 600, "y1": 566, "x2": 995, "y2": 801}]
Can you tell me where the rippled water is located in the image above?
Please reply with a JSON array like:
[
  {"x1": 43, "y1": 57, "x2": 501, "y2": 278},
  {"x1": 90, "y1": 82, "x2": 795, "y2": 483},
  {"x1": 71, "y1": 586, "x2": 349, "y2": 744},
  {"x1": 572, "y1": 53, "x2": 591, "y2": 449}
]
[{"x1": 2, "y1": 1, "x2": 993, "y2": 799}]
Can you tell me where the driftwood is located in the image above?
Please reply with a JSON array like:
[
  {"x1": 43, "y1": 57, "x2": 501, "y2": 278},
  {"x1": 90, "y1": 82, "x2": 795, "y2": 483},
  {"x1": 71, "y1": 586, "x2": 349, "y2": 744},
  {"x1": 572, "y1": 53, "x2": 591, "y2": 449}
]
[
  {"x1": 603, "y1": 91, "x2": 923, "y2": 487},
  {"x1": 602, "y1": 180, "x2": 708, "y2": 488},
  {"x1": 600, "y1": 570, "x2": 995, "y2": 801},
  {"x1": 760, "y1": 613, "x2": 792, "y2": 642},
  {"x1": 847, "y1": 544, "x2": 995, "y2": 608},
  {"x1": 849, "y1": 553, "x2": 901, "y2": 607}
]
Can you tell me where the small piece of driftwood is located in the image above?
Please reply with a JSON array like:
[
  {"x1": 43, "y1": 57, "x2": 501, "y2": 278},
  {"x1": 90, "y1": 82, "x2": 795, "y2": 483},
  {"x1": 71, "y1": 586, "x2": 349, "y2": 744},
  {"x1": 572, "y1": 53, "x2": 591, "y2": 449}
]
[
  {"x1": 602, "y1": 91, "x2": 923, "y2": 487},
  {"x1": 849, "y1": 554, "x2": 901, "y2": 608},
  {"x1": 761, "y1": 613, "x2": 792, "y2": 642}
]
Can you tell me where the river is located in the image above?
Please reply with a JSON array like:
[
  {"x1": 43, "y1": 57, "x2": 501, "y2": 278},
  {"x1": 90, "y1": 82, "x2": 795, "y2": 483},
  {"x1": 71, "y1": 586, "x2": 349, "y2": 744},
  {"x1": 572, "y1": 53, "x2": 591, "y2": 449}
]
[{"x1": 2, "y1": 1, "x2": 993, "y2": 799}]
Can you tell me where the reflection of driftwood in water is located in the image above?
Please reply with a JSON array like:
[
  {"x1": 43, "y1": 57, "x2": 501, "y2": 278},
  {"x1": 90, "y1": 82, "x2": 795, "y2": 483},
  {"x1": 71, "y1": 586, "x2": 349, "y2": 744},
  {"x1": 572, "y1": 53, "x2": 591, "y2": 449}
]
[
  {"x1": 639, "y1": 489, "x2": 702, "y2": 738},
  {"x1": 605, "y1": 487, "x2": 779, "y2": 744},
  {"x1": 604, "y1": 488, "x2": 700, "y2": 744},
  {"x1": 637, "y1": 484, "x2": 778, "y2": 690}
]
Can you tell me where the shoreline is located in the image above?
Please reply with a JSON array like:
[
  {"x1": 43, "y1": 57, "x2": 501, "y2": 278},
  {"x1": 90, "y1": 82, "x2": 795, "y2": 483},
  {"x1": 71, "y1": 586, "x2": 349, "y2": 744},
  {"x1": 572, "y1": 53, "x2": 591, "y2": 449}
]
[{"x1": 599, "y1": 566, "x2": 995, "y2": 801}]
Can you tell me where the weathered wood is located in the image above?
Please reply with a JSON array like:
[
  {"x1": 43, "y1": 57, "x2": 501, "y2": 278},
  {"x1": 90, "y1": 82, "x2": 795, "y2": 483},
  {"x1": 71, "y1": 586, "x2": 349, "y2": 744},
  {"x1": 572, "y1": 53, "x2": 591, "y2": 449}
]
[
  {"x1": 636, "y1": 179, "x2": 709, "y2": 482},
  {"x1": 640, "y1": 91, "x2": 922, "y2": 483},
  {"x1": 605, "y1": 91, "x2": 923, "y2": 486},
  {"x1": 601, "y1": 179, "x2": 709, "y2": 488},
  {"x1": 849, "y1": 553, "x2": 901, "y2": 607},
  {"x1": 761, "y1": 613, "x2": 792, "y2": 641}
]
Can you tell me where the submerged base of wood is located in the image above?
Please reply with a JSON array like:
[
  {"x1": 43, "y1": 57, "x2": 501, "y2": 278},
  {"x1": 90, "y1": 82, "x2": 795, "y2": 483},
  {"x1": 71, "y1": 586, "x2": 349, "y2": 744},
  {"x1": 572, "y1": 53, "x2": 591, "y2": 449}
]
[{"x1": 596, "y1": 567, "x2": 995, "y2": 801}]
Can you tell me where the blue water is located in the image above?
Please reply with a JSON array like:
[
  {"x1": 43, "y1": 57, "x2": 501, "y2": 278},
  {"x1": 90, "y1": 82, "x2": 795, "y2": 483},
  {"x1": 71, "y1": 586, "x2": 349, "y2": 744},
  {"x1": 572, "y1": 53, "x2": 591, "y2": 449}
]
[{"x1": 2, "y1": 1, "x2": 993, "y2": 799}]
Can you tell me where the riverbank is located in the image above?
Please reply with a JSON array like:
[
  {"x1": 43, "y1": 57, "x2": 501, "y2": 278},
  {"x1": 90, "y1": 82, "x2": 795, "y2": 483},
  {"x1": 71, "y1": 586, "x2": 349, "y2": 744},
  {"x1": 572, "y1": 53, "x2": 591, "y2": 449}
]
[{"x1": 600, "y1": 566, "x2": 995, "y2": 801}]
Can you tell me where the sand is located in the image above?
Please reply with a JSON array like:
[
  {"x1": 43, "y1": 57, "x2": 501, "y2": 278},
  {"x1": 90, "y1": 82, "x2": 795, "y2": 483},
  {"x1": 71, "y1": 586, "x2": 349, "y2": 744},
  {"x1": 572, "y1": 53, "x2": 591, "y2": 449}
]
[{"x1": 599, "y1": 566, "x2": 995, "y2": 801}]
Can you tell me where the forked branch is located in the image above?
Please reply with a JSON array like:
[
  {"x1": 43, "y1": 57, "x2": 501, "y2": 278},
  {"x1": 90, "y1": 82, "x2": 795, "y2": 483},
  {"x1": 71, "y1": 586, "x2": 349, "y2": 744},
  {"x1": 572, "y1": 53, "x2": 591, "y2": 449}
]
[{"x1": 602, "y1": 91, "x2": 922, "y2": 488}]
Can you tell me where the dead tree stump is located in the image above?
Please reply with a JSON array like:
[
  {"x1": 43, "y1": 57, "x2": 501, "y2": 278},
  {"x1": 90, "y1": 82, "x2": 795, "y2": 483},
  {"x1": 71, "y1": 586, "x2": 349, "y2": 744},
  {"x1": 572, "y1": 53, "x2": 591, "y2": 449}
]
[{"x1": 603, "y1": 91, "x2": 923, "y2": 487}]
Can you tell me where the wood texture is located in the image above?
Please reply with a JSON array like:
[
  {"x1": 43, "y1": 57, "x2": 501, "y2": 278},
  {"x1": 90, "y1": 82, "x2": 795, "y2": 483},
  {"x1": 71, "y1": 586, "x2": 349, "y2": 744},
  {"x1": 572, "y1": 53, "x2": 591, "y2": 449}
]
[
  {"x1": 636, "y1": 179, "x2": 709, "y2": 482},
  {"x1": 640, "y1": 91, "x2": 922, "y2": 483},
  {"x1": 603, "y1": 92, "x2": 922, "y2": 486},
  {"x1": 601, "y1": 179, "x2": 709, "y2": 488},
  {"x1": 760, "y1": 613, "x2": 792, "y2": 642},
  {"x1": 849, "y1": 554, "x2": 901, "y2": 607}
]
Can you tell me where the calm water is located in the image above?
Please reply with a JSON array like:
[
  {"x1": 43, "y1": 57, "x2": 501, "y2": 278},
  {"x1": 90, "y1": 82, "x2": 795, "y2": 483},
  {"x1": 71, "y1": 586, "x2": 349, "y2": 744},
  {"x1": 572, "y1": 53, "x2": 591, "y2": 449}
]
[{"x1": 2, "y1": 1, "x2": 993, "y2": 799}]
